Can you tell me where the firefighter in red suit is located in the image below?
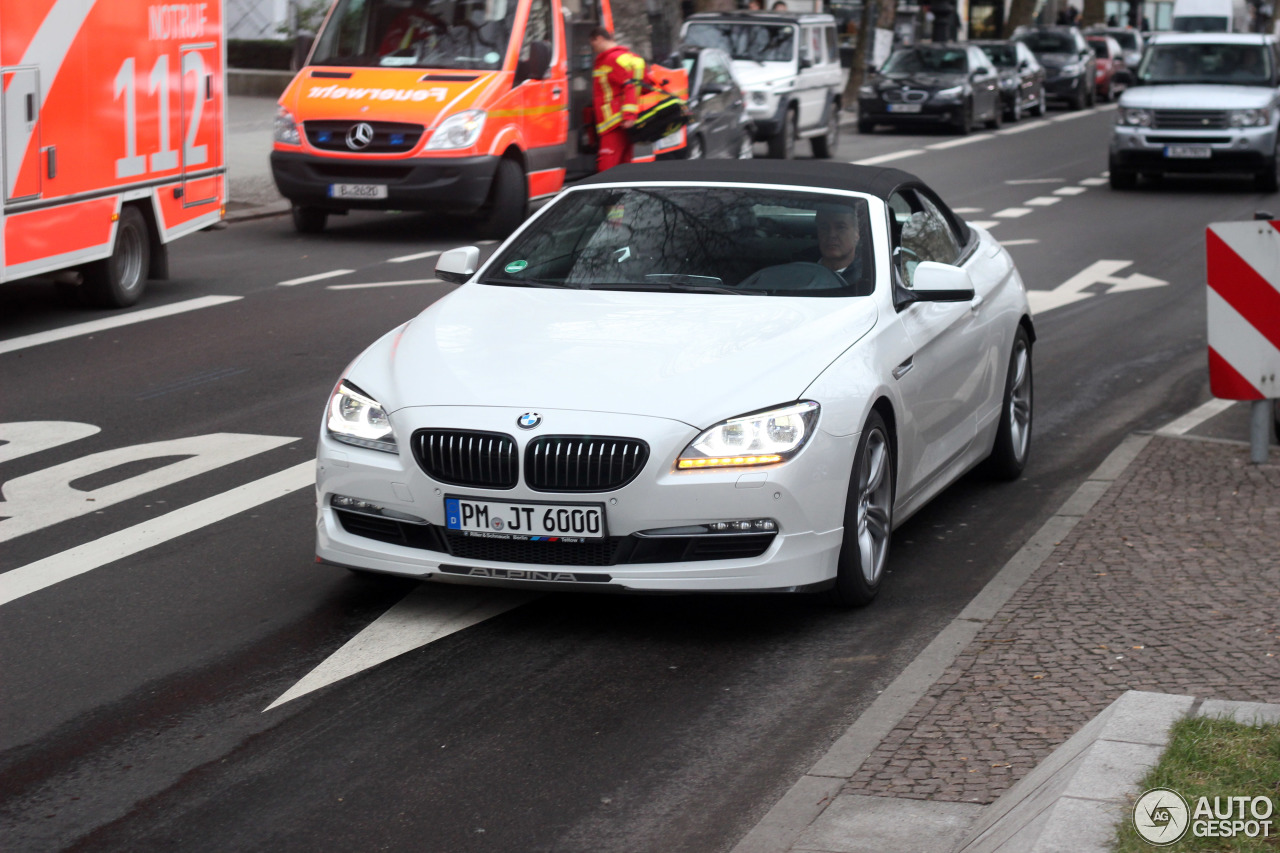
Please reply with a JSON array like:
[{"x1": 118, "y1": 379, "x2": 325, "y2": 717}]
[{"x1": 589, "y1": 27, "x2": 647, "y2": 171}]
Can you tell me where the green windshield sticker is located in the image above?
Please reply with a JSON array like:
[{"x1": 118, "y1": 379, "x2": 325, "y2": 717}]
[{"x1": 504, "y1": 260, "x2": 529, "y2": 273}]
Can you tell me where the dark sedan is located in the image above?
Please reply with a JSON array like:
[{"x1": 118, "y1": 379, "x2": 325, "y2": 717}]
[
  {"x1": 857, "y1": 43, "x2": 1002, "y2": 134},
  {"x1": 1013, "y1": 26, "x2": 1097, "y2": 110},
  {"x1": 975, "y1": 39, "x2": 1047, "y2": 121},
  {"x1": 661, "y1": 46, "x2": 754, "y2": 161}
]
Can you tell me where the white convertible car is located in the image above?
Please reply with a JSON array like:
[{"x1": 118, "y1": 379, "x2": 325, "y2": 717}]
[{"x1": 316, "y1": 161, "x2": 1034, "y2": 606}]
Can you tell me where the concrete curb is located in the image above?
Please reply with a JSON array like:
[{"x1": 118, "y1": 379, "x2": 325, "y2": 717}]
[{"x1": 730, "y1": 433, "x2": 1155, "y2": 853}]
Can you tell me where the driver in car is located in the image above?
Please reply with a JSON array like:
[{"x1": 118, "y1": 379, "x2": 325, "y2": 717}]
[
  {"x1": 815, "y1": 203, "x2": 868, "y2": 290},
  {"x1": 378, "y1": 0, "x2": 448, "y2": 56}
]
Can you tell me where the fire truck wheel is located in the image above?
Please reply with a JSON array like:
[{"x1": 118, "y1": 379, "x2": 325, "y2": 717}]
[
  {"x1": 292, "y1": 205, "x2": 328, "y2": 234},
  {"x1": 478, "y1": 158, "x2": 527, "y2": 239},
  {"x1": 83, "y1": 206, "x2": 150, "y2": 308}
]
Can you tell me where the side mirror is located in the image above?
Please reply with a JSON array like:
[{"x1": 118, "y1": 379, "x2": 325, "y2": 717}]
[
  {"x1": 799, "y1": 56, "x2": 813, "y2": 70},
  {"x1": 436, "y1": 246, "x2": 481, "y2": 284},
  {"x1": 516, "y1": 40, "x2": 552, "y2": 83},
  {"x1": 909, "y1": 261, "x2": 975, "y2": 302}
]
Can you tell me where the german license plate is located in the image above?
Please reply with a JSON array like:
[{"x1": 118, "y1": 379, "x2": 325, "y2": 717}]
[
  {"x1": 654, "y1": 127, "x2": 686, "y2": 152},
  {"x1": 444, "y1": 496, "x2": 607, "y2": 541},
  {"x1": 1163, "y1": 145, "x2": 1211, "y2": 159},
  {"x1": 329, "y1": 183, "x2": 389, "y2": 199},
  {"x1": 887, "y1": 103, "x2": 922, "y2": 113}
]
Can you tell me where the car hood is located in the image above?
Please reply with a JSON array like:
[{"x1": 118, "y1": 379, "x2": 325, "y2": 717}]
[
  {"x1": 348, "y1": 284, "x2": 879, "y2": 428},
  {"x1": 877, "y1": 72, "x2": 965, "y2": 89},
  {"x1": 1119, "y1": 84, "x2": 1273, "y2": 109},
  {"x1": 1034, "y1": 52, "x2": 1077, "y2": 67},
  {"x1": 281, "y1": 66, "x2": 503, "y2": 130},
  {"x1": 730, "y1": 62, "x2": 796, "y2": 89}
]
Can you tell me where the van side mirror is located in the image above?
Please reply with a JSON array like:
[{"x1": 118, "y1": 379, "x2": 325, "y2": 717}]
[
  {"x1": 436, "y1": 246, "x2": 481, "y2": 284},
  {"x1": 799, "y1": 56, "x2": 813, "y2": 69},
  {"x1": 516, "y1": 40, "x2": 552, "y2": 83},
  {"x1": 908, "y1": 261, "x2": 975, "y2": 301}
]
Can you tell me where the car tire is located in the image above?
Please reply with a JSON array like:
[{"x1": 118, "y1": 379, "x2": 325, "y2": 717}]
[
  {"x1": 291, "y1": 204, "x2": 328, "y2": 234},
  {"x1": 1086, "y1": 81, "x2": 1096, "y2": 107},
  {"x1": 985, "y1": 100, "x2": 1003, "y2": 130},
  {"x1": 827, "y1": 410, "x2": 894, "y2": 608},
  {"x1": 811, "y1": 104, "x2": 839, "y2": 158},
  {"x1": 738, "y1": 131, "x2": 754, "y2": 159},
  {"x1": 477, "y1": 157, "x2": 527, "y2": 239},
  {"x1": 858, "y1": 117, "x2": 875, "y2": 134},
  {"x1": 954, "y1": 101, "x2": 973, "y2": 135},
  {"x1": 1033, "y1": 86, "x2": 1047, "y2": 116},
  {"x1": 981, "y1": 326, "x2": 1033, "y2": 481},
  {"x1": 1109, "y1": 168, "x2": 1137, "y2": 189},
  {"x1": 686, "y1": 134, "x2": 705, "y2": 160},
  {"x1": 1008, "y1": 95, "x2": 1022, "y2": 123},
  {"x1": 1072, "y1": 84, "x2": 1087, "y2": 111},
  {"x1": 767, "y1": 108, "x2": 796, "y2": 159},
  {"x1": 1256, "y1": 152, "x2": 1279, "y2": 192},
  {"x1": 82, "y1": 205, "x2": 150, "y2": 308}
]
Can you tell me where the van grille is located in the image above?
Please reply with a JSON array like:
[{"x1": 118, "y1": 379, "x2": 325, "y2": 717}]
[
  {"x1": 412, "y1": 430, "x2": 519, "y2": 490},
  {"x1": 524, "y1": 436, "x2": 649, "y2": 492},
  {"x1": 304, "y1": 120, "x2": 424, "y2": 153}
]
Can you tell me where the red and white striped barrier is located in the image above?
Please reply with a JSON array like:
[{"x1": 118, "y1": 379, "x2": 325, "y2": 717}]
[{"x1": 1205, "y1": 221, "x2": 1280, "y2": 401}]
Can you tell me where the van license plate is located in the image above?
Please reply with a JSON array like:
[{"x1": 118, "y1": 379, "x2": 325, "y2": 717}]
[
  {"x1": 1163, "y1": 145, "x2": 1211, "y2": 159},
  {"x1": 445, "y1": 497, "x2": 607, "y2": 541},
  {"x1": 887, "y1": 104, "x2": 922, "y2": 113},
  {"x1": 330, "y1": 183, "x2": 389, "y2": 199}
]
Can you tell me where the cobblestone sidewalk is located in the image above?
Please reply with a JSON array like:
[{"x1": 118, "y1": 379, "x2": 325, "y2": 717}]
[{"x1": 845, "y1": 434, "x2": 1280, "y2": 806}]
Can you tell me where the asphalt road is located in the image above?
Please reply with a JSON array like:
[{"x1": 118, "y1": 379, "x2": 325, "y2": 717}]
[{"x1": 1, "y1": 106, "x2": 1273, "y2": 853}]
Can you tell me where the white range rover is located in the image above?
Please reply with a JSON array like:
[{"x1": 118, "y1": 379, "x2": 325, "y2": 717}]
[{"x1": 1111, "y1": 32, "x2": 1280, "y2": 190}]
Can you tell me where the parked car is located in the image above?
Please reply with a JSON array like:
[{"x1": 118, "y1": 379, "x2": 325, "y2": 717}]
[
  {"x1": 662, "y1": 46, "x2": 755, "y2": 160},
  {"x1": 974, "y1": 39, "x2": 1047, "y2": 121},
  {"x1": 1083, "y1": 25, "x2": 1146, "y2": 69},
  {"x1": 1013, "y1": 26, "x2": 1097, "y2": 110},
  {"x1": 1111, "y1": 32, "x2": 1280, "y2": 189},
  {"x1": 316, "y1": 160, "x2": 1035, "y2": 607},
  {"x1": 1088, "y1": 35, "x2": 1130, "y2": 100},
  {"x1": 858, "y1": 43, "x2": 1003, "y2": 134},
  {"x1": 681, "y1": 12, "x2": 845, "y2": 158}
]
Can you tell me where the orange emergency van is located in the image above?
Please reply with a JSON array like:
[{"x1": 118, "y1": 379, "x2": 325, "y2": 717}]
[
  {"x1": 1, "y1": 0, "x2": 226, "y2": 307},
  {"x1": 271, "y1": 0, "x2": 687, "y2": 235}
]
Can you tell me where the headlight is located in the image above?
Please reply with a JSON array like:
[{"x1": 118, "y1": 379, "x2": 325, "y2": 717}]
[
  {"x1": 933, "y1": 86, "x2": 964, "y2": 101},
  {"x1": 1000, "y1": 77, "x2": 1017, "y2": 89},
  {"x1": 751, "y1": 91, "x2": 769, "y2": 105},
  {"x1": 1060, "y1": 62, "x2": 1084, "y2": 75},
  {"x1": 859, "y1": 84, "x2": 877, "y2": 97},
  {"x1": 677, "y1": 401, "x2": 819, "y2": 469},
  {"x1": 326, "y1": 381, "x2": 397, "y2": 452},
  {"x1": 425, "y1": 109, "x2": 486, "y2": 150},
  {"x1": 1229, "y1": 108, "x2": 1271, "y2": 128},
  {"x1": 274, "y1": 106, "x2": 300, "y2": 145},
  {"x1": 1119, "y1": 107, "x2": 1152, "y2": 127}
]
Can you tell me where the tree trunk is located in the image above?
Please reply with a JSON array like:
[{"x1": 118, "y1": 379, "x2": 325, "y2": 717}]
[
  {"x1": 842, "y1": 0, "x2": 878, "y2": 109},
  {"x1": 1004, "y1": 0, "x2": 1039, "y2": 35},
  {"x1": 1081, "y1": 0, "x2": 1107, "y2": 26}
]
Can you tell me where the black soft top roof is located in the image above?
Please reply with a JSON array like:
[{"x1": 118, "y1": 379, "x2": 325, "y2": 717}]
[{"x1": 574, "y1": 160, "x2": 922, "y2": 202}]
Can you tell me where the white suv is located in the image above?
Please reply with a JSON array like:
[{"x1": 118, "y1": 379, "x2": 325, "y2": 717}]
[{"x1": 681, "y1": 12, "x2": 846, "y2": 159}]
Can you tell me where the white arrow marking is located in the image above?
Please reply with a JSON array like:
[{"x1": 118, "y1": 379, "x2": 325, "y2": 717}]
[
  {"x1": 0, "y1": 421, "x2": 99, "y2": 464},
  {"x1": 265, "y1": 584, "x2": 538, "y2": 710},
  {"x1": 1027, "y1": 260, "x2": 1169, "y2": 314}
]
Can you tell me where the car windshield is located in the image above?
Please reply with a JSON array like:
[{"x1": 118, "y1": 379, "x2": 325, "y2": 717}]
[
  {"x1": 310, "y1": 0, "x2": 518, "y2": 70},
  {"x1": 1016, "y1": 31, "x2": 1076, "y2": 53},
  {"x1": 1089, "y1": 40, "x2": 1110, "y2": 58},
  {"x1": 1112, "y1": 31, "x2": 1138, "y2": 49},
  {"x1": 684, "y1": 23, "x2": 796, "y2": 62},
  {"x1": 979, "y1": 44, "x2": 1018, "y2": 67},
  {"x1": 1137, "y1": 42, "x2": 1272, "y2": 84},
  {"x1": 483, "y1": 187, "x2": 876, "y2": 297},
  {"x1": 882, "y1": 47, "x2": 969, "y2": 73}
]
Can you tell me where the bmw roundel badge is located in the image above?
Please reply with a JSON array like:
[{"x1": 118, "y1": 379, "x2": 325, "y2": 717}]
[{"x1": 517, "y1": 412, "x2": 542, "y2": 429}]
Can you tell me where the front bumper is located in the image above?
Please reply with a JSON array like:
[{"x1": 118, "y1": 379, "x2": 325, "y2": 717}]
[
  {"x1": 1043, "y1": 73, "x2": 1085, "y2": 100},
  {"x1": 857, "y1": 97, "x2": 965, "y2": 126},
  {"x1": 1110, "y1": 124, "x2": 1277, "y2": 175},
  {"x1": 746, "y1": 92, "x2": 789, "y2": 139},
  {"x1": 270, "y1": 149, "x2": 499, "y2": 212},
  {"x1": 315, "y1": 405, "x2": 854, "y2": 593}
]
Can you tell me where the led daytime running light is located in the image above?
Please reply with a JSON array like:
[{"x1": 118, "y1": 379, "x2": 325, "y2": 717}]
[{"x1": 679, "y1": 455, "x2": 783, "y2": 469}]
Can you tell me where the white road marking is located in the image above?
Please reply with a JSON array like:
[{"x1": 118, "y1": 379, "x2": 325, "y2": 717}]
[
  {"x1": 996, "y1": 121, "x2": 1051, "y2": 135},
  {"x1": 0, "y1": 461, "x2": 315, "y2": 608},
  {"x1": 328, "y1": 279, "x2": 444, "y2": 290},
  {"x1": 1005, "y1": 177, "x2": 1064, "y2": 184},
  {"x1": 1000, "y1": 239, "x2": 1040, "y2": 246},
  {"x1": 969, "y1": 220, "x2": 999, "y2": 229},
  {"x1": 927, "y1": 134, "x2": 994, "y2": 150},
  {"x1": 1080, "y1": 177, "x2": 1109, "y2": 186},
  {"x1": 1027, "y1": 259, "x2": 1168, "y2": 314},
  {"x1": 0, "y1": 433, "x2": 297, "y2": 543},
  {"x1": 0, "y1": 421, "x2": 99, "y2": 464},
  {"x1": 1096, "y1": 103, "x2": 1118, "y2": 112},
  {"x1": 852, "y1": 149, "x2": 924, "y2": 165},
  {"x1": 1024, "y1": 196, "x2": 1061, "y2": 206},
  {"x1": 994, "y1": 207, "x2": 1033, "y2": 218},
  {"x1": 952, "y1": 207, "x2": 984, "y2": 214},
  {"x1": 266, "y1": 584, "x2": 537, "y2": 710},
  {"x1": 278, "y1": 270, "x2": 354, "y2": 287},
  {"x1": 388, "y1": 251, "x2": 442, "y2": 264},
  {"x1": 1051, "y1": 111, "x2": 1094, "y2": 122},
  {"x1": 0, "y1": 296, "x2": 242, "y2": 356},
  {"x1": 1157, "y1": 398, "x2": 1235, "y2": 436},
  {"x1": 1054, "y1": 186, "x2": 1088, "y2": 195}
]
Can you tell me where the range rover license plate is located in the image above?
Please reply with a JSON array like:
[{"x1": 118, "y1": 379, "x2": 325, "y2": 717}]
[
  {"x1": 1163, "y1": 145, "x2": 1212, "y2": 159},
  {"x1": 445, "y1": 497, "x2": 607, "y2": 541},
  {"x1": 329, "y1": 183, "x2": 389, "y2": 199}
]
